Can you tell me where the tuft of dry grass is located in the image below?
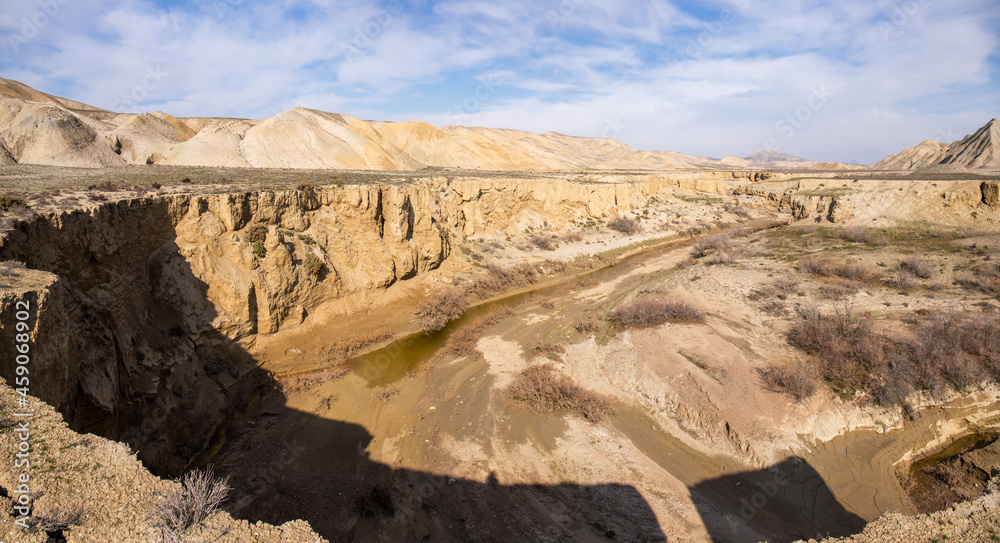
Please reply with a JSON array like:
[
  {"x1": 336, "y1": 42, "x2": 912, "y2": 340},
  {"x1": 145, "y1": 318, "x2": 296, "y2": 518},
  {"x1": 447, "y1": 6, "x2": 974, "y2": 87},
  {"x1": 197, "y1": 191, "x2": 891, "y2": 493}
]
[
  {"x1": 833, "y1": 225, "x2": 888, "y2": 246},
  {"x1": 415, "y1": 289, "x2": 468, "y2": 333},
  {"x1": 508, "y1": 364, "x2": 614, "y2": 422},
  {"x1": 152, "y1": 469, "x2": 230, "y2": 543},
  {"x1": 608, "y1": 295, "x2": 704, "y2": 327}
]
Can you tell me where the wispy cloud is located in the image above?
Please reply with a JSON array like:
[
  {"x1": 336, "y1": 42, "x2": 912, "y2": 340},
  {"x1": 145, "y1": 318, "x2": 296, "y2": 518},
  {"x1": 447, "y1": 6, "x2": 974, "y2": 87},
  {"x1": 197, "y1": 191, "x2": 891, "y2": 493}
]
[{"x1": 1, "y1": 0, "x2": 997, "y2": 163}]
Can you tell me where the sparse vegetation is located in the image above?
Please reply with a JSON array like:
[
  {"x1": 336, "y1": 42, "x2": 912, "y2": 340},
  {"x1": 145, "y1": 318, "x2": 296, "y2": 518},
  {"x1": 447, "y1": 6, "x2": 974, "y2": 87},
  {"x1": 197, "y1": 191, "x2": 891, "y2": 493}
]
[
  {"x1": 318, "y1": 331, "x2": 393, "y2": 362},
  {"x1": 691, "y1": 233, "x2": 734, "y2": 260},
  {"x1": 152, "y1": 469, "x2": 231, "y2": 543},
  {"x1": 508, "y1": 364, "x2": 613, "y2": 422},
  {"x1": 441, "y1": 306, "x2": 514, "y2": 357},
  {"x1": 608, "y1": 295, "x2": 704, "y2": 327},
  {"x1": 415, "y1": 289, "x2": 468, "y2": 333},
  {"x1": 607, "y1": 216, "x2": 640, "y2": 235}
]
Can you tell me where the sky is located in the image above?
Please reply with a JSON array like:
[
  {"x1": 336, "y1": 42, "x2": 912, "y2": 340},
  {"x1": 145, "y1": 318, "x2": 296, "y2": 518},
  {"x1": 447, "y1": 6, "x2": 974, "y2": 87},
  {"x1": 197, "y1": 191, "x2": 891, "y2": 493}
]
[{"x1": 1, "y1": 0, "x2": 999, "y2": 165}]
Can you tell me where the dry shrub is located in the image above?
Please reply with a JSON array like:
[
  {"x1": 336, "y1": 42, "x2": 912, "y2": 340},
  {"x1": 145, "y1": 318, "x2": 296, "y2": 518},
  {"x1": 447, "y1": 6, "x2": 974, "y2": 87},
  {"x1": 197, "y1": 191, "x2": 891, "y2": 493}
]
[
  {"x1": 894, "y1": 268, "x2": 918, "y2": 291},
  {"x1": 723, "y1": 202, "x2": 751, "y2": 218},
  {"x1": 532, "y1": 343, "x2": 566, "y2": 361},
  {"x1": 899, "y1": 255, "x2": 934, "y2": 279},
  {"x1": 957, "y1": 262, "x2": 1000, "y2": 297},
  {"x1": 415, "y1": 289, "x2": 468, "y2": 333},
  {"x1": 798, "y1": 255, "x2": 878, "y2": 282},
  {"x1": 251, "y1": 241, "x2": 266, "y2": 259},
  {"x1": 246, "y1": 225, "x2": 268, "y2": 244},
  {"x1": 153, "y1": 469, "x2": 230, "y2": 543},
  {"x1": 787, "y1": 307, "x2": 1000, "y2": 406},
  {"x1": 759, "y1": 361, "x2": 817, "y2": 402},
  {"x1": 441, "y1": 306, "x2": 515, "y2": 357},
  {"x1": 530, "y1": 234, "x2": 559, "y2": 251},
  {"x1": 608, "y1": 295, "x2": 704, "y2": 327},
  {"x1": 0, "y1": 196, "x2": 28, "y2": 211},
  {"x1": 834, "y1": 226, "x2": 888, "y2": 246},
  {"x1": 466, "y1": 263, "x2": 543, "y2": 299},
  {"x1": 608, "y1": 216, "x2": 640, "y2": 235},
  {"x1": 319, "y1": 332, "x2": 393, "y2": 362},
  {"x1": 372, "y1": 385, "x2": 399, "y2": 402},
  {"x1": 562, "y1": 232, "x2": 584, "y2": 243},
  {"x1": 691, "y1": 234, "x2": 732, "y2": 259},
  {"x1": 303, "y1": 253, "x2": 324, "y2": 277},
  {"x1": 575, "y1": 320, "x2": 601, "y2": 334},
  {"x1": 508, "y1": 364, "x2": 613, "y2": 422}
]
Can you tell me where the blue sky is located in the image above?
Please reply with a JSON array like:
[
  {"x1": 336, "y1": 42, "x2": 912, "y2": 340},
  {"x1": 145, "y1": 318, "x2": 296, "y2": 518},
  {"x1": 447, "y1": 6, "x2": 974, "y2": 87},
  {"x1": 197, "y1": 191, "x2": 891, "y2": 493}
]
[{"x1": 2, "y1": 0, "x2": 999, "y2": 164}]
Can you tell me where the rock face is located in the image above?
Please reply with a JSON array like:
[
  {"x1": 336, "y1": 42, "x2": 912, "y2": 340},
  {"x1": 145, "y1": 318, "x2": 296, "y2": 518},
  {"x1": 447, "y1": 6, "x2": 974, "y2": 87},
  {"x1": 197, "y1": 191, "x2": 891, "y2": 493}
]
[{"x1": 982, "y1": 181, "x2": 1000, "y2": 207}]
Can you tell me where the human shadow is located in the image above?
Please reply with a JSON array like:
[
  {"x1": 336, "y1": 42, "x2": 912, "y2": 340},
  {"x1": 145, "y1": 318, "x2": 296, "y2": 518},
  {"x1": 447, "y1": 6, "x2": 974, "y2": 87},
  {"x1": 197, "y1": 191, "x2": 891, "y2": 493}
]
[
  {"x1": 210, "y1": 380, "x2": 669, "y2": 543},
  {"x1": 689, "y1": 456, "x2": 867, "y2": 543},
  {"x1": 0, "y1": 198, "x2": 668, "y2": 542}
]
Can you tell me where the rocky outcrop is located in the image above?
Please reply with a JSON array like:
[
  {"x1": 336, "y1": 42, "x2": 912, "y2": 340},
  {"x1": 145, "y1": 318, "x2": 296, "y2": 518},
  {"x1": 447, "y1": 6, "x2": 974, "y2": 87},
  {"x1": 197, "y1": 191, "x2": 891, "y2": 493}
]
[
  {"x1": 0, "y1": 185, "x2": 450, "y2": 474},
  {"x1": 983, "y1": 181, "x2": 1000, "y2": 207}
]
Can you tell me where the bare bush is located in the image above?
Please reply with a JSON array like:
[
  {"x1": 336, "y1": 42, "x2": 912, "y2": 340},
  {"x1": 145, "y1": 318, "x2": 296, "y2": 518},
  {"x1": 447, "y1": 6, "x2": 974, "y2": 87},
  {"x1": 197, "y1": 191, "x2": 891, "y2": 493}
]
[
  {"x1": 532, "y1": 343, "x2": 566, "y2": 361},
  {"x1": 787, "y1": 306, "x2": 1000, "y2": 406},
  {"x1": 153, "y1": 469, "x2": 231, "y2": 542},
  {"x1": 691, "y1": 234, "x2": 733, "y2": 259},
  {"x1": 530, "y1": 234, "x2": 559, "y2": 251},
  {"x1": 899, "y1": 255, "x2": 934, "y2": 279},
  {"x1": 798, "y1": 255, "x2": 877, "y2": 283},
  {"x1": 575, "y1": 320, "x2": 601, "y2": 334},
  {"x1": 415, "y1": 289, "x2": 468, "y2": 333},
  {"x1": 894, "y1": 268, "x2": 918, "y2": 291},
  {"x1": 608, "y1": 295, "x2": 704, "y2": 327},
  {"x1": 607, "y1": 216, "x2": 640, "y2": 235},
  {"x1": 833, "y1": 225, "x2": 888, "y2": 246},
  {"x1": 759, "y1": 362, "x2": 817, "y2": 402},
  {"x1": 508, "y1": 364, "x2": 614, "y2": 422},
  {"x1": 29, "y1": 506, "x2": 82, "y2": 533},
  {"x1": 246, "y1": 225, "x2": 267, "y2": 244},
  {"x1": 466, "y1": 262, "x2": 543, "y2": 299}
]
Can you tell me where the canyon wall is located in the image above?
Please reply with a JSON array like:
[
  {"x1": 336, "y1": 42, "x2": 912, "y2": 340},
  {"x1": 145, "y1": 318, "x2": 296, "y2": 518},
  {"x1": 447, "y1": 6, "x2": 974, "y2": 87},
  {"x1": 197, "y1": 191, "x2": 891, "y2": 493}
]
[{"x1": 0, "y1": 175, "x2": 720, "y2": 473}]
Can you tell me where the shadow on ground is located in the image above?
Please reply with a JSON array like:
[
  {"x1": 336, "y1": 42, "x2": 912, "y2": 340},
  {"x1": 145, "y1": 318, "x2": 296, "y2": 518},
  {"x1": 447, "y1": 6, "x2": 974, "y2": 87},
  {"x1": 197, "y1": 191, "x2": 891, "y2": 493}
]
[{"x1": 690, "y1": 456, "x2": 867, "y2": 543}]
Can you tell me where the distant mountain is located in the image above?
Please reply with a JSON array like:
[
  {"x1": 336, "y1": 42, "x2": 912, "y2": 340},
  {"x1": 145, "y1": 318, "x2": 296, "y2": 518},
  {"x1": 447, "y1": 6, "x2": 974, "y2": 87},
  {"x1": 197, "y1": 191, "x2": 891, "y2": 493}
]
[
  {"x1": 742, "y1": 150, "x2": 815, "y2": 169},
  {"x1": 0, "y1": 76, "x2": 727, "y2": 171},
  {"x1": 874, "y1": 119, "x2": 1000, "y2": 170}
]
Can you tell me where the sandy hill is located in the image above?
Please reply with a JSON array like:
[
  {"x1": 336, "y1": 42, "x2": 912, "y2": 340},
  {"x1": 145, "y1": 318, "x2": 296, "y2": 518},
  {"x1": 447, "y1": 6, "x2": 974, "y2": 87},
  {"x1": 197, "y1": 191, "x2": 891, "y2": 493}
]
[
  {"x1": 875, "y1": 119, "x2": 1000, "y2": 170},
  {"x1": 0, "y1": 79, "x2": 728, "y2": 171},
  {"x1": 0, "y1": 77, "x2": 108, "y2": 116}
]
